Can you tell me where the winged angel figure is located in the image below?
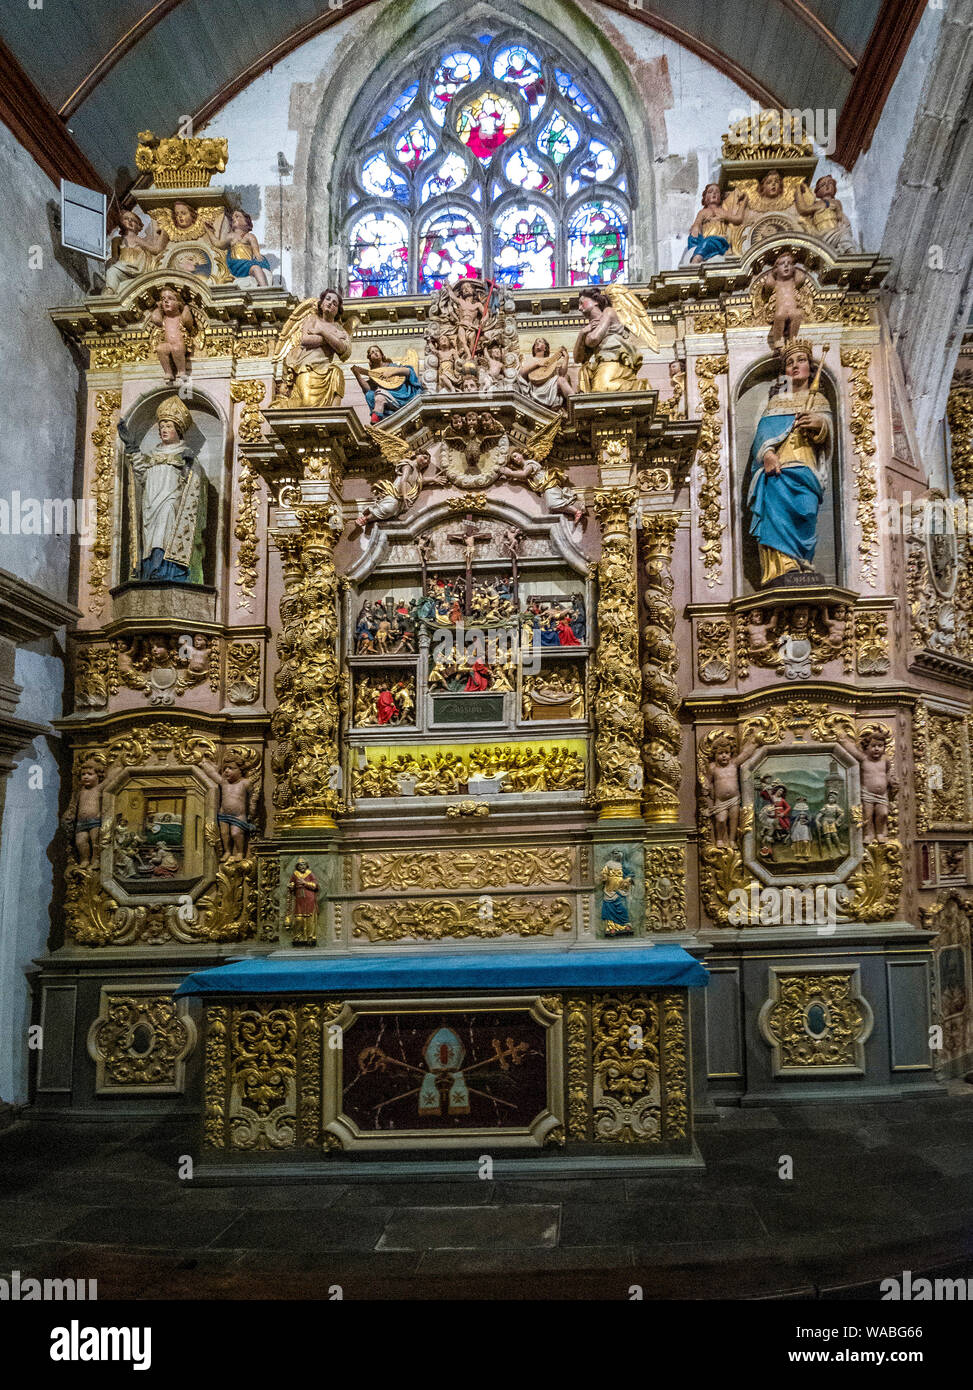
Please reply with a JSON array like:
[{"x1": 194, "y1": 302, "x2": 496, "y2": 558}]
[
  {"x1": 269, "y1": 290, "x2": 359, "y2": 408},
  {"x1": 574, "y1": 284, "x2": 659, "y2": 393},
  {"x1": 356, "y1": 423, "x2": 431, "y2": 530},
  {"x1": 498, "y1": 418, "x2": 585, "y2": 524}
]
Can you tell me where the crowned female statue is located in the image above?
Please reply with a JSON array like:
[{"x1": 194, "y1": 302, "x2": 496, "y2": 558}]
[
  {"x1": 746, "y1": 339, "x2": 832, "y2": 586},
  {"x1": 118, "y1": 397, "x2": 207, "y2": 583}
]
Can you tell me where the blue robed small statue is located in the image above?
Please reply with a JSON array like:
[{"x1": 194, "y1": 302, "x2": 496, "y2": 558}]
[
  {"x1": 746, "y1": 340, "x2": 832, "y2": 586},
  {"x1": 352, "y1": 345, "x2": 423, "y2": 423}
]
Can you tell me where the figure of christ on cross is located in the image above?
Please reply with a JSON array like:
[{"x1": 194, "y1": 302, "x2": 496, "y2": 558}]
[{"x1": 447, "y1": 514, "x2": 492, "y2": 612}]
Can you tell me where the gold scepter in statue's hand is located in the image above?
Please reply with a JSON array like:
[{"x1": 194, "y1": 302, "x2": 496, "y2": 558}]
[{"x1": 810, "y1": 342, "x2": 830, "y2": 394}]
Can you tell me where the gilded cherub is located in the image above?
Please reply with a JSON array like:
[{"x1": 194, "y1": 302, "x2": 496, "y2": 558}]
[{"x1": 357, "y1": 424, "x2": 431, "y2": 529}]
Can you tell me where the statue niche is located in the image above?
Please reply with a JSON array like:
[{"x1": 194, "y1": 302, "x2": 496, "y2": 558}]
[
  {"x1": 116, "y1": 393, "x2": 223, "y2": 589},
  {"x1": 736, "y1": 341, "x2": 841, "y2": 592}
]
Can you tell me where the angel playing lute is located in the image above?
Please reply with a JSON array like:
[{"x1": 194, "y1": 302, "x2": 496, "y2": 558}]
[
  {"x1": 351, "y1": 345, "x2": 423, "y2": 422},
  {"x1": 573, "y1": 285, "x2": 658, "y2": 393},
  {"x1": 498, "y1": 418, "x2": 584, "y2": 524},
  {"x1": 269, "y1": 288, "x2": 357, "y2": 409},
  {"x1": 357, "y1": 423, "x2": 431, "y2": 529}
]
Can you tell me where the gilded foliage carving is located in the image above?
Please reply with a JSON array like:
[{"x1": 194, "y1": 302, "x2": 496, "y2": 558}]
[
  {"x1": 694, "y1": 356, "x2": 727, "y2": 588},
  {"x1": 761, "y1": 971, "x2": 870, "y2": 1070},
  {"x1": 661, "y1": 993, "x2": 688, "y2": 1139},
  {"x1": 591, "y1": 992, "x2": 662, "y2": 1142},
  {"x1": 228, "y1": 1005, "x2": 298, "y2": 1150},
  {"x1": 841, "y1": 348, "x2": 879, "y2": 588},
  {"x1": 203, "y1": 1006, "x2": 228, "y2": 1148},
  {"x1": 87, "y1": 993, "x2": 195, "y2": 1090},
  {"x1": 299, "y1": 1004, "x2": 323, "y2": 1148},
  {"x1": 696, "y1": 618, "x2": 731, "y2": 684},
  {"x1": 643, "y1": 843, "x2": 686, "y2": 932},
  {"x1": 351, "y1": 895, "x2": 573, "y2": 941},
  {"x1": 226, "y1": 640, "x2": 261, "y2": 704},
  {"x1": 358, "y1": 847, "x2": 575, "y2": 891},
  {"x1": 947, "y1": 386, "x2": 973, "y2": 498},
  {"x1": 272, "y1": 505, "x2": 343, "y2": 825},
  {"x1": 565, "y1": 995, "x2": 589, "y2": 1140},
  {"x1": 230, "y1": 380, "x2": 266, "y2": 611},
  {"x1": 844, "y1": 841, "x2": 903, "y2": 922},
  {"x1": 88, "y1": 390, "x2": 122, "y2": 615}
]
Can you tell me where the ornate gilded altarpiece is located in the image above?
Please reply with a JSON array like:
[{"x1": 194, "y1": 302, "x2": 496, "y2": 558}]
[{"x1": 33, "y1": 120, "x2": 972, "y2": 1157}]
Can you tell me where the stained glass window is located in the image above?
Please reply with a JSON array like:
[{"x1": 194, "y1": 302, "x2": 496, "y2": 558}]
[
  {"x1": 342, "y1": 31, "x2": 631, "y2": 293},
  {"x1": 348, "y1": 211, "x2": 410, "y2": 297},
  {"x1": 568, "y1": 200, "x2": 627, "y2": 285},
  {"x1": 418, "y1": 207, "x2": 483, "y2": 292}
]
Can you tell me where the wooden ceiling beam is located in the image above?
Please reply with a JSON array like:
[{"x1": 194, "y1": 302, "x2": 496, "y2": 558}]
[
  {"x1": 58, "y1": 0, "x2": 188, "y2": 120},
  {"x1": 834, "y1": 0, "x2": 928, "y2": 167},
  {"x1": 0, "y1": 38, "x2": 107, "y2": 193}
]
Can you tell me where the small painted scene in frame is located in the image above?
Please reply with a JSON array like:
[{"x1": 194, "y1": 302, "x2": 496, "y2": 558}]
[
  {"x1": 342, "y1": 1008, "x2": 549, "y2": 1133},
  {"x1": 113, "y1": 789, "x2": 187, "y2": 885},
  {"x1": 937, "y1": 842, "x2": 969, "y2": 885},
  {"x1": 752, "y1": 752, "x2": 851, "y2": 875},
  {"x1": 938, "y1": 945, "x2": 968, "y2": 1020}
]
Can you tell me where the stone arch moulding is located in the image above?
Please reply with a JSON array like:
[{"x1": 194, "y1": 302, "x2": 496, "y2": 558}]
[{"x1": 296, "y1": 0, "x2": 656, "y2": 295}]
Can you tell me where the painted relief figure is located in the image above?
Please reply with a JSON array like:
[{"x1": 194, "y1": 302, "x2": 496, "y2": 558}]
[
  {"x1": 751, "y1": 753, "x2": 851, "y2": 872},
  {"x1": 201, "y1": 755, "x2": 259, "y2": 860},
  {"x1": 118, "y1": 396, "x2": 207, "y2": 584},
  {"x1": 104, "y1": 210, "x2": 166, "y2": 293},
  {"x1": 746, "y1": 340, "x2": 832, "y2": 586},
  {"x1": 145, "y1": 287, "x2": 196, "y2": 382},
  {"x1": 352, "y1": 346, "x2": 424, "y2": 422},
  {"x1": 205, "y1": 210, "x2": 272, "y2": 285},
  {"x1": 687, "y1": 183, "x2": 747, "y2": 263},
  {"x1": 755, "y1": 251, "x2": 808, "y2": 349},
  {"x1": 796, "y1": 176, "x2": 855, "y2": 253},
  {"x1": 702, "y1": 735, "x2": 756, "y2": 846},
  {"x1": 600, "y1": 848, "x2": 633, "y2": 937},
  {"x1": 286, "y1": 859, "x2": 320, "y2": 947}
]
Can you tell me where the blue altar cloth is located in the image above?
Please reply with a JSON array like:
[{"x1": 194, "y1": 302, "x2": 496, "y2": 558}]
[{"x1": 176, "y1": 945, "x2": 708, "y2": 997}]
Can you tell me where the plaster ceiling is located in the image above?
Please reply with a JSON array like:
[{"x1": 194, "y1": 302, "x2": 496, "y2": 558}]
[{"x1": 0, "y1": 0, "x2": 890, "y2": 189}]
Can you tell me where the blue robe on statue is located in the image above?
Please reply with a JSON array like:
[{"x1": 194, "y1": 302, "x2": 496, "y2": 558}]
[
  {"x1": 365, "y1": 366, "x2": 423, "y2": 416},
  {"x1": 688, "y1": 232, "x2": 730, "y2": 261},
  {"x1": 746, "y1": 410, "x2": 824, "y2": 569}
]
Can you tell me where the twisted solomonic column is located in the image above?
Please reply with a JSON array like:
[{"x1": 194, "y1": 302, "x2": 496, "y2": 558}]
[
  {"x1": 271, "y1": 501, "x2": 343, "y2": 829},
  {"x1": 639, "y1": 512, "x2": 681, "y2": 823},
  {"x1": 591, "y1": 488, "x2": 644, "y2": 819}
]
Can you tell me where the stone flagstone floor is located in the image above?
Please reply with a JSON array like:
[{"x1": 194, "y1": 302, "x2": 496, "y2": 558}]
[{"x1": 1, "y1": 1085, "x2": 972, "y2": 1299}]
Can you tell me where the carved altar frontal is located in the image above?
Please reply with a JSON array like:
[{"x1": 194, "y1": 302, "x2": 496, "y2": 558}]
[
  {"x1": 180, "y1": 950, "x2": 701, "y2": 1168},
  {"x1": 36, "y1": 113, "x2": 968, "y2": 1156}
]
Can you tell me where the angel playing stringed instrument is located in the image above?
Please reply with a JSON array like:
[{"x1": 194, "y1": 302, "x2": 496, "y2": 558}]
[
  {"x1": 356, "y1": 423, "x2": 431, "y2": 529},
  {"x1": 351, "y1": 345, "x2": 424, "y2": 422},
  {"x1": 497, "y1": 419, "x2": 584, "y2": 524}
]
